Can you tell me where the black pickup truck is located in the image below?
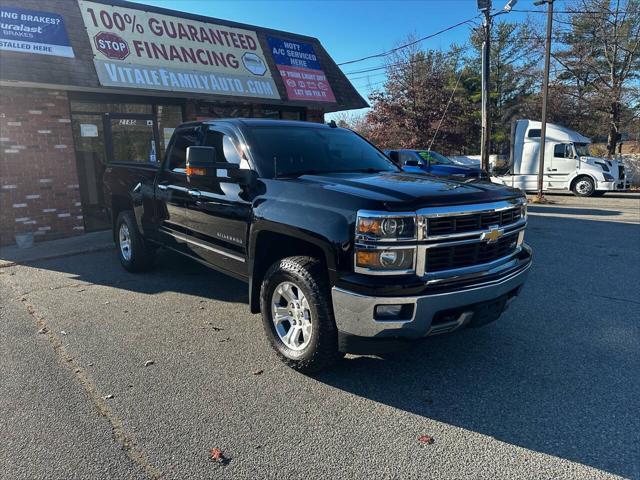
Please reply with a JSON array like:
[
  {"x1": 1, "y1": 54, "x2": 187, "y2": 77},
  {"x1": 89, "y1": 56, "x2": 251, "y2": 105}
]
[{"x1": 103, "y1": 119, "x2": 532, "y2": 372}]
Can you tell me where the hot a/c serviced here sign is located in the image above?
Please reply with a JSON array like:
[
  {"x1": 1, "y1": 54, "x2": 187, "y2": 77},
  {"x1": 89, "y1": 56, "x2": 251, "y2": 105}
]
[{"x1": 0, "y1": 7, "x2": 74, "y2": 57}]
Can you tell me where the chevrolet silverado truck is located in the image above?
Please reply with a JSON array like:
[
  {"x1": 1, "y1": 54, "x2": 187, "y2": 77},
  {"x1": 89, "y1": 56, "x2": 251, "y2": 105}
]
[{"x1": 103, "y1": 119, "x2": 532, "y2": 372}]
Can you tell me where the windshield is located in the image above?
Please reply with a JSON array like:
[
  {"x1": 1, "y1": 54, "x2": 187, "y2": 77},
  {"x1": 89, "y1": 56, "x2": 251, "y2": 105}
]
[
  {"x1": 417, "y1": 150, "x2": 454, "y2": 165},
  {"x1": 246, "y1": 126, "x2": 398, "y2": 178},
  {"x1": 574, "y1": 143, "x2": 590, "y2": 157}
]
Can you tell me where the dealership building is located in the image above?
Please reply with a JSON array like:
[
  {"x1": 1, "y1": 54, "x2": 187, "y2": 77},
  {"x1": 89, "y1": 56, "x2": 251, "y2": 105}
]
[{"x1": 0, "y1": 0, "x2": 366, "y2": 245}]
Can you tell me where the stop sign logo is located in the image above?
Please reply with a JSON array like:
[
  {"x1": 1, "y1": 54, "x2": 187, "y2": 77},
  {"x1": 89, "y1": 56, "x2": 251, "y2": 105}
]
[{"x1": 94, "y1": 31, "x2": 130, "y2": 60}]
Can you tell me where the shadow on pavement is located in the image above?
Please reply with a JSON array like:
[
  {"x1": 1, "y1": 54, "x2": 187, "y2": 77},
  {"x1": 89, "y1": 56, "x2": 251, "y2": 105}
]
[
  {"x1": 527, "y1": 205, "x2": 623, "y2": 216},
  {"x1": 20, "y1": 247, "x2": 249, "y2": 305}
]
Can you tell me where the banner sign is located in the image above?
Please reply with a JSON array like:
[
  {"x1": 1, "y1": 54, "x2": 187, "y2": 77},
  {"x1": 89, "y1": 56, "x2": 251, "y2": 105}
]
[
  {"x1": 77, "y1": 1, "x2": 279, "y2": 99},
  {"x1": 0, "y1": 7, "x2": 74, "y2": 57},
  {"x1": 267, "y1": 36, "x2": 335, "y2": 103}
]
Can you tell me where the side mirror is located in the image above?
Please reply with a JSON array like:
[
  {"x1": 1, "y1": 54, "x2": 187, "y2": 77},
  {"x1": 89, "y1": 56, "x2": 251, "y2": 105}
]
[{"x1": 186, "y1": 146, "x2": 217, "y2": 178}]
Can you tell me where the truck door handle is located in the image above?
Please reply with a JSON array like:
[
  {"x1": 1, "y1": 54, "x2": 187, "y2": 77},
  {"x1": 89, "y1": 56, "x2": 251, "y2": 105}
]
[
  {"x1": 157, "y1": 184, "x2": 168, "y2": 190},
  {"x1": 187, "y1": 189, "x2": 201, "y2": 198}
]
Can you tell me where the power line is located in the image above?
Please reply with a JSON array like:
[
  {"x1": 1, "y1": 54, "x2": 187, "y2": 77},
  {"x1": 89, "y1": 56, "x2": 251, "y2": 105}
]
[
  {"x1": 428, "y1": 67, "x2": 466, "y2": 152},
  {"x1": 511, "y1": 9, "x2": 607, "y2": 14},
  {"x1": 337, "y1": 16, "x2": 479, "y2": 66},
  {"x1": 343, "y1": 42, "x2": 475, "y2": 76}
]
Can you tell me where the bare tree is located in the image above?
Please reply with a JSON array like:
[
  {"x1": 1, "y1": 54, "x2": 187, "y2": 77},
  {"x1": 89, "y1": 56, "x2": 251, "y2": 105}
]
[{"x1": 555, "y1": 0, "x2": 640, "y2": 155}]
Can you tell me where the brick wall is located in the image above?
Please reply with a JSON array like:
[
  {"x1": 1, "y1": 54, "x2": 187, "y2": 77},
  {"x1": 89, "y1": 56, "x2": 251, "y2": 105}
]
[{"x1": 0, "y1": 88, "x2": 84, "y2": 246}]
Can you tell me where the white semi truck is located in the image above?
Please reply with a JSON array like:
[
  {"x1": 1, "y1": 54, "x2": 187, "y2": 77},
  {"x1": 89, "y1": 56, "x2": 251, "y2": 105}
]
[{"x1": 492, "y1": 119, "x2": 630, "y2": 197}]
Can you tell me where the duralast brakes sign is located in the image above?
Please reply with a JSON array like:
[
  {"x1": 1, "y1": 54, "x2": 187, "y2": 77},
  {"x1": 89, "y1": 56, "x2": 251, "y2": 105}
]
[{"x1": 77, "y1": 1, "x2": 280, "y2": 99}]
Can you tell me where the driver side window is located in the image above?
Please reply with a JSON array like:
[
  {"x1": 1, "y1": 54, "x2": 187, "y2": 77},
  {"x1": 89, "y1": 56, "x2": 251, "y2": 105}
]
[
  {"x1": 202, "y1": 129, "x2": 249, "y2": 169},
  {"x1": 553, "y1": 143, "x2": 573, "y2": 159}
]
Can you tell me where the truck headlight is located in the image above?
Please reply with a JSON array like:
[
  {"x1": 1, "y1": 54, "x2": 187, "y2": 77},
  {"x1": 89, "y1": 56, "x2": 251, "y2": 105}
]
[
  {"x1": 355, "y1": 248, "x2": 415, "y2": 272},
  {"x1": 357, "y1": 214, "x2": 416, "y2": 240}
]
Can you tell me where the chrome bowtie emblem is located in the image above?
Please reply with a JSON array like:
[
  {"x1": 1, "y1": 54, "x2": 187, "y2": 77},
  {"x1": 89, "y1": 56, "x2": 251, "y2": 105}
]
[{"x1": 481, "y1": 226, "x2": 504, "y2": 243}]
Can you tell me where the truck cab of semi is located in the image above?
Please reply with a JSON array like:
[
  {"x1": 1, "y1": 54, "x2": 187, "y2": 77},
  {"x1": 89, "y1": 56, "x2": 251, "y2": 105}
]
[
  {"x1": 492, "y1": 119, "x2": 630, "y2": 197},
  {"x1": 103, "y1": 119, "x2": 532, "y2": 372}
]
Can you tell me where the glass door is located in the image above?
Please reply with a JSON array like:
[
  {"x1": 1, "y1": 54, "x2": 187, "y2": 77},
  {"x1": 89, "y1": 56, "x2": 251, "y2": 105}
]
[
  {"x1": 105, "y1": 114, "x2": 159, "y2": 165},
  {"x1": 71, "y1": 114, "x2": 110, "y2": 231}
]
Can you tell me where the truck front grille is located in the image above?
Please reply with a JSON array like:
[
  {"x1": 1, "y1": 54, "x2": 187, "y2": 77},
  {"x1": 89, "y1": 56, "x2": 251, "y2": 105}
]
[
  {"x1": 426, "y1": 234, "x2": 518, "y2": 272},
  {"x1": 427, "y1": 206, "x2": 523, "y2": 236}
]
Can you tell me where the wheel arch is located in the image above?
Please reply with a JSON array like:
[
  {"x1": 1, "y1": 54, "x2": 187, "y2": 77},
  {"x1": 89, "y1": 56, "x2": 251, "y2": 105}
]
[
  {"x1": 569, "y1": 173, "x2": 596, "y2": 190},
  {"x1": 248, "y1": 228, "x2": 333, "y2": 314},
  {"x1": 110, "y1": 194, "x2": 133, "y2": 241}
]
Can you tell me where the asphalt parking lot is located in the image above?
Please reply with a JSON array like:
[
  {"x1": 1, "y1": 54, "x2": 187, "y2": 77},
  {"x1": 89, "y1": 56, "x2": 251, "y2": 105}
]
[{"x1": 1, "y1": 192, "x2": 639, "y2": 480}]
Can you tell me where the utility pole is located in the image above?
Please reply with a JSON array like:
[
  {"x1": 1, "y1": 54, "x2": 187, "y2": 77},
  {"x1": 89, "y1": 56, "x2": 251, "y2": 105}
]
[
  {"x1": 478, "y1": 0, "x2": 492, "y2": 172},
  {"x1": 477, "y1": 0, "x2": 517, "y2": 173},
  {"x1": 534, "y1": 0, "x2": 554, "y2": 202}
]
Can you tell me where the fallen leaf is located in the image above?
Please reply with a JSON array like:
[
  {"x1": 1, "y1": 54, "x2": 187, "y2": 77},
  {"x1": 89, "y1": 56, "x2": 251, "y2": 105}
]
[
  {"x1": 144, "y1": 360, "x2": 154, "y2": 367},
  {"x1": 60, "y1": 330, "x2": 67, "y2": 335},
  {"x1": 104, "y1": 394, "x2": 114, "y2": 400},
  {"x1": 38, "y1": 327, "x2": 48, "y2": 334},
  {"x1": 209, "y1": 447, "x2": 229, "y2": 465},
  {"x1": 252, "y1": 369, "x2": 264, "y2": 376},
  {"x1": 418, "y1": 434, "x2": 434, "y2": 445},
  {"x1": 219, "y1": 337, "x2": 231, "y2": 343}
]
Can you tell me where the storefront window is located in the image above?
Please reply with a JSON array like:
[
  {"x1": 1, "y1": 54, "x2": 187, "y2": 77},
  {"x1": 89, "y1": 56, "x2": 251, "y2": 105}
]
[
  {"x1": 157, "y1": 105, "x2": 183, "y2": 158},
  {"x1": 70, "y1": 101, "x2": 152, "y2": 114},
  {"x1": 281, "y1": 111, "x2": 302, "y2": 121}
]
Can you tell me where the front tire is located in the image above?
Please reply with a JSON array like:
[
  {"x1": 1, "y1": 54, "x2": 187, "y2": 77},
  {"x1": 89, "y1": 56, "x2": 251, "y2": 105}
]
[
  {"x1": 260, "y1": 256, "x2": 342, "y2": 373},
  {"x1": 571, "y1": 176, "x2": 595, "y2": 197},
  {"x1": 115, "y1": 211, "x2": 155, "y2": 272}
]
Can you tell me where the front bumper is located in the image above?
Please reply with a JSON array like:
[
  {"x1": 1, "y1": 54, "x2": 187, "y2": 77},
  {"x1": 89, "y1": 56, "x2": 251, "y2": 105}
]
[
  {"x1": 598, "y1": 180, "x2": 631, "y2": 191},
  {"x1": 331, "y1": 252, "x2": 531, "y2": 340}
]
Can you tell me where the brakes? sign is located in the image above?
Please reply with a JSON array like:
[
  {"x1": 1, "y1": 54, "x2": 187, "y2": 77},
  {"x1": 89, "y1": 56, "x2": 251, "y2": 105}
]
[{"x1": 93, "y1": 31, "x2": 129, "y2": 60}]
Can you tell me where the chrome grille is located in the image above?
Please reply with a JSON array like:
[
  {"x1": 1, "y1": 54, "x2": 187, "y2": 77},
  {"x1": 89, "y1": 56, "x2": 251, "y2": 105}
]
[
  {"x1": 426, "y1": 234, "x2": 519, "y2": 272},
  {"x1": 427, "y1": 206, "x2": 523, "y2": 236}
]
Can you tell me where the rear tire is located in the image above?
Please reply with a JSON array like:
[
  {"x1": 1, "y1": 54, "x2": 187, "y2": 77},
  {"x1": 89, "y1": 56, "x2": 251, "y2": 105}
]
[
  {"x1": 571, "y1": 176, "x2": 595, "y2": 197},
  {"x1": 114, "y1": 211, "x2": 155, "y2": 272},
  {"x1": 260, "y1": 256, "x2": 343, "y2": 373}
]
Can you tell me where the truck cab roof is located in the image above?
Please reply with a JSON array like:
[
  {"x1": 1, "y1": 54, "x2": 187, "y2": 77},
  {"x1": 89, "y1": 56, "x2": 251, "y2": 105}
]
[{"x1": 187, "y1": 118, "x2": 336, "y2": 130}]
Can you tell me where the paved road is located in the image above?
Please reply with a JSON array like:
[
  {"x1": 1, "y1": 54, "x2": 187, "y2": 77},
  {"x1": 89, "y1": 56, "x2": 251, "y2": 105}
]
[{"x1": 1, "y1": 194, "x2": 639, "y2": 479}]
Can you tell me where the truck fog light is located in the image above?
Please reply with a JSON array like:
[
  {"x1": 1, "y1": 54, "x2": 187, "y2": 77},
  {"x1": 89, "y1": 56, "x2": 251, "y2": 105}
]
[{"x1": 374, "y1": 304, "x2": 414, "y2": 321}]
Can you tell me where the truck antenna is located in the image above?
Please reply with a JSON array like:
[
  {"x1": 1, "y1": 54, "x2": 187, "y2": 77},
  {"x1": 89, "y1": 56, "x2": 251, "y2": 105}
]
[{"x1": 328, "y1": 120, "x2": 337, "y2": 128}]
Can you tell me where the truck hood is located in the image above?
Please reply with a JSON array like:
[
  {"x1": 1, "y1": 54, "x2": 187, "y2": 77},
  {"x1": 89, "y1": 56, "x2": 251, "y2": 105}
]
[
  {"x1": 290, "y1": 171, "x2": 523, "y2": 210},
  {"x1": 581, "y1": 156, "x2": 619, "y2": 166}
]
